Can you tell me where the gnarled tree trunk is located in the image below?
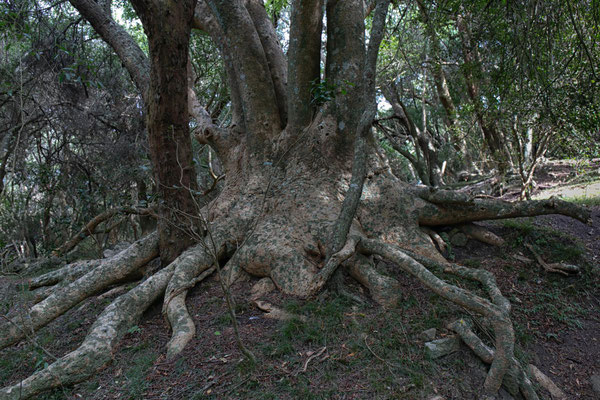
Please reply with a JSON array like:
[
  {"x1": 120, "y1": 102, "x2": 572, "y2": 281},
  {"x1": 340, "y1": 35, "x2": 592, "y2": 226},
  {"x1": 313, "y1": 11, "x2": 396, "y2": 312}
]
[{"x1": 1, "y1": 2, "x2": 591, "y2": 399}]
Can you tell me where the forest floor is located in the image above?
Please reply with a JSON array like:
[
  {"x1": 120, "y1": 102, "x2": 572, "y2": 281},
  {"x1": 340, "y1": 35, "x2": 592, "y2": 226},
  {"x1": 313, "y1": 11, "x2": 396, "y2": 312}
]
[{"x1": 1, "y1": 159, "x2": 599, "y2": 400}]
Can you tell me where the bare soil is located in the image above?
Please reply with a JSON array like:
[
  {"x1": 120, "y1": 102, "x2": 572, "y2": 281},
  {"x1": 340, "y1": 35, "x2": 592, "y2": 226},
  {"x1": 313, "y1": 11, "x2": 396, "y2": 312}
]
[{"x1": 1, "y1": 160, "x2": 598, "y2": 400}]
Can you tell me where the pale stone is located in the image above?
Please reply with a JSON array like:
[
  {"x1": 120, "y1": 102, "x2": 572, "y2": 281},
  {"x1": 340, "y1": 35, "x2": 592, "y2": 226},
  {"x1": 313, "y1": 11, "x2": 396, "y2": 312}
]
[
  {"x1": 424, "y1": 336, "x2": 461, "y2": 359},
  {"x1": 420, "y1": 328, "x2": 437, "y2": 341}
]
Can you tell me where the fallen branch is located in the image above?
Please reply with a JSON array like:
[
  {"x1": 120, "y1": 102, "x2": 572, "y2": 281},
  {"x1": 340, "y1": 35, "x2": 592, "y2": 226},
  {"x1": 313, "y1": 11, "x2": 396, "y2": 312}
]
[
  {"x1": 294, "y1": 346, "x2": 327, "y2": 375},
  {"x1": 525, "y1": 244, "x2": 579, "y2": 276}
]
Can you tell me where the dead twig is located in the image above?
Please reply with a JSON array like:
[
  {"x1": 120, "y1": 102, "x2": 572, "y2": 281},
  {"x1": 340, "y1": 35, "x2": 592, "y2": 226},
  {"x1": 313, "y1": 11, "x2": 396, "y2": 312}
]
[
  {"x1": 525, "y1": 244, "x2": 579, "y2": 276},
  {"x1": 294, "y1": 346, "x2": 327, "y2": 376}
]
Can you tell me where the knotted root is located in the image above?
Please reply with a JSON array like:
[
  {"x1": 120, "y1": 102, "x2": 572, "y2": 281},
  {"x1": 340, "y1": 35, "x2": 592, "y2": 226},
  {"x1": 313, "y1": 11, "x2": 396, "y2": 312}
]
[
  {"x1": 0, "y1": 232, "x2": 158, "y2": 350},
  {"x1": 0, "y1": 261, "x2": 175, "y2": 400}
]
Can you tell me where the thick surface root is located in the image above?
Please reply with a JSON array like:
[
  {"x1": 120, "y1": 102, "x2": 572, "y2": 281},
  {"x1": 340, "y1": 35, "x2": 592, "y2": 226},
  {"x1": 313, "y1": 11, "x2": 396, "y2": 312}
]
[
  {"x1": 457, "y1": 223, "x2": 505, "y2": 246},
  {"x1": 0, "y1": 262, "x2": 175, "y2": 400},
  {"x1": 29, "y1": 259, "x2": 102, "y2": 289},
  {"x1": 448, "y1": 319, "x2": 541, "y2": 400},
  {"x1": 0, "y1": 232, "x2": 158, "y2": 350},
  {"x1": 163, "y1": 244, "x2": 217, "y2": 359},
  {"x1": 346, "y1": 253, "x2": 401, "y2": 307},
  {"x1": 357, "y1": 237, "x2": 516, "y2": 398}
]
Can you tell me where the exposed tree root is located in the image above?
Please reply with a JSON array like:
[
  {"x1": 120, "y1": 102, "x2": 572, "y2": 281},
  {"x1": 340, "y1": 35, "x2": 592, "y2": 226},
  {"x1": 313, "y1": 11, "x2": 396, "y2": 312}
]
[
  {"x1": 0, "y1": 232, "x2": 158, "y2": 350},
  {"x1": 346, "y1": 253, "x2": 401, "y2": 307},
  {"x1": 254, "y1": 300, "x2": 306, "y2": 322},
  {"x1": 527, "y1": 364, "x2": 567, "y2": 400},
  {"x1": 356, "y1": 237, "x2": 516, "y2": 397},
  {"x1": 525, "y1": 243, "x2": 580, "y2": 275},
  {"x1": 29, "y1": 259, "x2": 102, "y2": 289},
  {"x1": 458, "y1": 223, "x2": 505, "y2": 246},
  {"x1": 448, "y1": 319, "x2": 540, "y2": 400},
  {"x1": 163, "y1": 244, "x2": 220, "y2": 359},
  {"x1": 0, "y1": 179, "x2": 592, "y2": 399},
  {"x1": 421, "y1": 226, "x2": 448, "y2": 253},
  {"x1": 0, "y1": 260, "x2": 175, "y2": 400},
  {"x1": 249, "y1": 277, "x2": 276, "y2": 301},
  {"x1": 308, "y1": 235, "x2": 359, "y2": 296}
]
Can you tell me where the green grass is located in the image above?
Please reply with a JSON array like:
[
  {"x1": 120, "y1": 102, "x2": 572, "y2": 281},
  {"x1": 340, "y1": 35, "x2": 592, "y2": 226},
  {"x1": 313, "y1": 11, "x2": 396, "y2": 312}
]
[
  {"x1": 122, "y1": 344, "x2": 157, "y2": 399},
  {"x1": 503, "y1": 218, "x2": 586, "y2": 263},
  {"x1": 565, "y1": 194, "x2": 600, "y2": 206}
]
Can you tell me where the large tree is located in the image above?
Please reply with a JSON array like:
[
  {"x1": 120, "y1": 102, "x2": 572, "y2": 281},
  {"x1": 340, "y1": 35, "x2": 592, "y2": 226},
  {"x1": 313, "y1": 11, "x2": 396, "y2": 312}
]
[{"x1": 0, "y1": 1, "x2": 592, "y2": 399}]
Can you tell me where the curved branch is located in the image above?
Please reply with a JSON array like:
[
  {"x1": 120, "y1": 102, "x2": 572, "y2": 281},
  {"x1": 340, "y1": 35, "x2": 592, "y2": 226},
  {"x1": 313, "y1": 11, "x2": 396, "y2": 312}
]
[
  {"x1": 68, "y1": 0, "x2": 149, "y2": 100},
  {"x1": 52, "y1": 206, "x2": 155, "y2": 257}
]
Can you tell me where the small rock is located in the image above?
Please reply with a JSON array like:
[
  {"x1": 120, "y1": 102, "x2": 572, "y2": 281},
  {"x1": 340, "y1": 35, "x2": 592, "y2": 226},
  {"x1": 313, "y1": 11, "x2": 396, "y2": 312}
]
[
  {"x1": 427, "y1": 396, "x2": 445, "y2": 400},
  {"x1": 590, "y1": 374, "x2": 600, "y2": 396},
  {"x1": 420, "y1": 328, "x2": 437, "y2": 341},
  {"x1": 424, "y1": 336, "x2": 461, "y2": 359}
]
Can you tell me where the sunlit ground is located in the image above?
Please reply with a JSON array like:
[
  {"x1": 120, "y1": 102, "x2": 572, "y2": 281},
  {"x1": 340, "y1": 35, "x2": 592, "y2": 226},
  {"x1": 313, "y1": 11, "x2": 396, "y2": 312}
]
[{"x1": 534, "y1": 180, "x2": 600, "y2": 206}]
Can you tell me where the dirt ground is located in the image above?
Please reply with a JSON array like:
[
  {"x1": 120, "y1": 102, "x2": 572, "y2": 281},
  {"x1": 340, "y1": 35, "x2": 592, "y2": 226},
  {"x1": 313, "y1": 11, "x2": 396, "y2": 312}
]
[{"x1": 0, "y1": 159, "x2": 599, "y2": 400}]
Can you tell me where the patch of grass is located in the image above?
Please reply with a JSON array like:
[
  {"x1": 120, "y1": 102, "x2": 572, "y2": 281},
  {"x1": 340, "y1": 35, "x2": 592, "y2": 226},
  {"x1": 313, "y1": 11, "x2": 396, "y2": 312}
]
[
  {"x1": 122, "y1": 348, "x2": 156, "y2": 399},
  {"x1": 0, "y1": 347, "x2": 27, "y2": 383},
  {"x1": 519, "y1": 286, "x2": 588, "y2": 330},
  {"x1": 255, "y1": 295, "x2": 440, "y2": 398},
  {"x1": 463, "y1": 259, "x2": 483, "y2": 268},
  {"x1": 564, "y1": 194, "x2": 600, "y2": 206},
  {"x1": 503, "y1": 219, "x2": 585, "y2": 263}
]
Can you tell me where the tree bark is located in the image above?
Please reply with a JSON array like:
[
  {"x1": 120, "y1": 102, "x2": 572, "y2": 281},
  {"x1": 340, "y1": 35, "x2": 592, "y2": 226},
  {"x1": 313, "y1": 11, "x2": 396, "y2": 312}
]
[
  {"x1": 287, "y1": 0, "x2": 323, "y2": 132},
  {"x1": 130, "y1": 0, "x2": 200, "y2": 264}
]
